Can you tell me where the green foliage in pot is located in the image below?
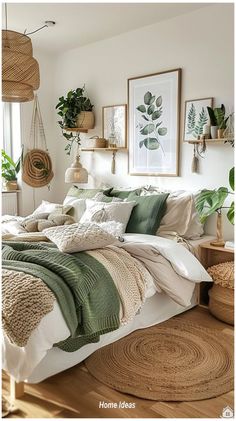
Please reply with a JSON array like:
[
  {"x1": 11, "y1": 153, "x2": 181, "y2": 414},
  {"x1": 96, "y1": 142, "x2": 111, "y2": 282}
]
[
  {"x1": 1, "y1": 149, "x2": 21, "y2": 181},
  {"x1": 55, "y1": 86, "x2": 94, "y2": 155},
  {"x1": 56, "y1": 86, "x2": 93, "y2": 129},
  {"x1": 196, "y1": 167, "x2": 234, "y2": 225},
  {"x1": 207, "y1": 104, "x2": 229, "y2": 129}
]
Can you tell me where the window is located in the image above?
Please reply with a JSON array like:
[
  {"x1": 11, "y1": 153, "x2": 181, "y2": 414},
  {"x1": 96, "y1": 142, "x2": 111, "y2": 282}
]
[{"x1": 3, "y1": 102, "x2": 21, "y2": 160}]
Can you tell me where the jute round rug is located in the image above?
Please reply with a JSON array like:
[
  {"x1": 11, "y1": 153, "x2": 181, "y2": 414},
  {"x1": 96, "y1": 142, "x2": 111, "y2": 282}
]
[{"x1": 85, "y1": 318, "x2": 234, "y2": 401}]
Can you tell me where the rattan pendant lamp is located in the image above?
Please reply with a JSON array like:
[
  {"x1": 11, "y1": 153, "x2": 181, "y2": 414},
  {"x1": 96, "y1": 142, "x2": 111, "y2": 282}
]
[{"x1": 2, "y1": 5, "x2": 40, "y2": 102}]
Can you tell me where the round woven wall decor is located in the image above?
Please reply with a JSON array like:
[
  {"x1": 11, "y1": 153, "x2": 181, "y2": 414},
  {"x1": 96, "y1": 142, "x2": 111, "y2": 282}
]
[
  {"x1": 2, "y1": 30, "x2": 40, "y2": 102},
  {"x1": 22, "y1": 149, "x2": 53, "y2": 188},
  {"x1": 85, "y1": 318, "x2": 234, "y2": 401}
]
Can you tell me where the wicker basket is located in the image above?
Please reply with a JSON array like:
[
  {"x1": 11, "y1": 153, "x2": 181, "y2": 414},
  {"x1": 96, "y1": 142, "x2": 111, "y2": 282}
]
[
  {"x1": 86, "y1": 136, "x2": 107, "y2": 148},
  {"x1": 208, "y1": 261, "x2": 234, "y2": 325},
  {"x1": 76, "y1": 111, "x2": 95, "y2": 129}
]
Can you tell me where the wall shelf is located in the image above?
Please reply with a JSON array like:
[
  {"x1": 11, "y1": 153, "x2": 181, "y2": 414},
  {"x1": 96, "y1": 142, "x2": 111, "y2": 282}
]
[
  {"x1": 187, "y1": 138, "x2": 232, "y2": 144},
  {"x1": 81, "y1": 147, "x2": 128, "y2": 174},
  {"x1": 64, "y1": 127, "x2": 88, "y2": 133}
]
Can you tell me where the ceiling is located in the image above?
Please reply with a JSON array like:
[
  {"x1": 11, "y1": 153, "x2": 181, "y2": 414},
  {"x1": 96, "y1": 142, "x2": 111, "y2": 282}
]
[{"x1": 3, "y1": 3, "x2": 210, "y2": 54}]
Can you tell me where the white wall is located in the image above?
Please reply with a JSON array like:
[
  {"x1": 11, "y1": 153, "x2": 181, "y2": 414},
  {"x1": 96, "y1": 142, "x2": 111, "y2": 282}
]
[
  {"x1": 52, "y1": 4, "x2": 234, "y2": 239},
  {"x1": 18, "y1": 49, "x2": 57, "y2": 216}
]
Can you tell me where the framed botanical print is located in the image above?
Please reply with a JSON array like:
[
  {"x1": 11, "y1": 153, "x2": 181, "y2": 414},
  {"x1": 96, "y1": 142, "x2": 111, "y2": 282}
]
[
  {"x1": 128, "y1": 68, "x2": 181, "y2": 176},
  {"x1": 102, "y1": 104, "x2": 127, "y2": 148},
  {"x1": 183, "y1": 97, "x2": 213, "y2": 141}
]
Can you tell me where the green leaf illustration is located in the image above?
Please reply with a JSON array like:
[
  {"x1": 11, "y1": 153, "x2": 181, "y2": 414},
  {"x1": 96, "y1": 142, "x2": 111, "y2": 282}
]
[
  {"x1": 144, "y1": 92, "x2": 152, "y2": 105},
  {"x1": 152, "y1": 110, "x2": 162, "y2": 120},
  {"x1": 156, "y1": 121, "x2": 162, "y2": 128},
  {"x1": 194, "y1": 107, "x2": 208, "y2": 137},
  {"x1": 158, "y1": 127, "x2": 167, "y2": 136},
  {"x1": 147, "y1": 105, "x2": 155, "y2": 115},
  {"x1": 187, "y1": 103, "x2": 196, "y2": 134},
  {"x1": 137, "y1": 105, "x2": 146, "y2": 113},
  {"x1": 140, "y1": 124, "x2": 155, "y2": 135},
  {"x1": 143, "y1": 138, "x2": 159, "y2": 150},
  {"x1": 150, "y1": 95, "x2": 156, "y2": 105},
  {"x1": 139, "y1": 140, "x2": 145, "y2": 148},
  {"x1": 142, "y1": 115, "x2": 149, "y2": 121},
  {"x1": 156, "y1": 96, "x2": 162, "y2": 107}
]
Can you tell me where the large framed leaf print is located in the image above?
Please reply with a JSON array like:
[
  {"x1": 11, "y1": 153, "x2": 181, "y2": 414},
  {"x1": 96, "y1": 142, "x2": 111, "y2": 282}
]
[
  {"x1": 128, "y1": 68, "x2": 181, "y2": 176},
  {"x1": 183, "y1": 97, "x2": 213, "y2": 141}
]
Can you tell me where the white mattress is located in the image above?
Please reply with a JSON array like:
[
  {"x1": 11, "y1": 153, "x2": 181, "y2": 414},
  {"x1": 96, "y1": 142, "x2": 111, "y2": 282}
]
[{"x1": 26, "y1": 286, "x2": 198, "y2": 383}]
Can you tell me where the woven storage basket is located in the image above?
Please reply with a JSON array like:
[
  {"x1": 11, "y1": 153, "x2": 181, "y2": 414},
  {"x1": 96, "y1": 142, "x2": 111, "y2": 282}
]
[
  {"x1": 22, "y1": 149, "x2": 54, "y2": 188},
  {"x1": 76, "y1": 111, "x2": 95, "y2": 129},
  {"x1": 208, "y1": 261, "x2": 234, "y2": 325},
  {"x1": 86, "y1": 136, "x2": 107, "y2": 148}
]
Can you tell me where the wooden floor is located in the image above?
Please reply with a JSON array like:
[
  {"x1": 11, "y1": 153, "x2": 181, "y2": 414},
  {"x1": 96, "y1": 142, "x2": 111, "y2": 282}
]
[{"x1": 2, "y1": 307, "x2": 234, "y2": 418}]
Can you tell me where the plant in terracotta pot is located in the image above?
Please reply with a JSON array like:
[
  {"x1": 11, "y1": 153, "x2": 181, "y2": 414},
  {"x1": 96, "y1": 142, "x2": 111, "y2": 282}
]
[
  {"x1": 207, "y1": 104, "x2": 229, "y2": 139},
  {"x1": 196, "y1": 167, "x2": 234, "y2": 246},
  {"x1": 1, "y1": 149, "x2": 21, "y2": 191},
  {"x1": 56, "y1": 86, "x2": 94, "y2": 155}
]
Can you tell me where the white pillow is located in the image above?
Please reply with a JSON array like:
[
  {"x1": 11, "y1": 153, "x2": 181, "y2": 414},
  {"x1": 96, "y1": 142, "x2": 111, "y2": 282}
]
[
  {"x1": 141, "y1": 188, "x2": 203, "y2": 239},
  {"x1": 63, "y1": 197, "x2": 86, "y2": 222},
  {"x1": 32, "y1": 200, "x2": 71, "y2": 216},
  {"x1": 92, "y1": 192, "x2": 122, "y2": 203},
  {"x1": 80, "y1": 200, "x2": 136, "y2": 233},
  {"x1": 97, "y1": 221, "x2": 124, "y2": 237},
  {"x1": 43, "y1": 223, "x2": 117, "y2": 253}
]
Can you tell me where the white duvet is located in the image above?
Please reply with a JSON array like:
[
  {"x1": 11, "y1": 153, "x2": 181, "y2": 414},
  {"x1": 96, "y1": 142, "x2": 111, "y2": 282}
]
[{"x1": 2, "y1": 232, "x2": 212, "y2": 382}]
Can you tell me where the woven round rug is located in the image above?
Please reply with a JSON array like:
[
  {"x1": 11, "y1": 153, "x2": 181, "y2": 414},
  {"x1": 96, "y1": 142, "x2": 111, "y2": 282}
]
[{"x1": 85, "y1": 318, "x2": 234, "y2": 401}]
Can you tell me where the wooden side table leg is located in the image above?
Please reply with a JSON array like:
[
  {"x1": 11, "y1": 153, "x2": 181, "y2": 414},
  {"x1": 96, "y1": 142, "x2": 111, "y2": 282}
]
[{"x1": 10, "y1": 376, "x2": 24, "y2": 400}]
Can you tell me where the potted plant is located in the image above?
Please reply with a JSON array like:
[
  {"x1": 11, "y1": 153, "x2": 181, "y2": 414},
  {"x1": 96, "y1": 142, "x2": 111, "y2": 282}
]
[
  {"x1": 1, "y1": 149, "x2": 21, "y2": 191},
  {"x1": 196, "y1": 167, "x2": 234, "y2": 246},
  {"x1": 207, "y1": 104, "x2": 229, "y2": 139},
  {"x1": 56, "y1": 86, "x2": 94, "y2": 130}
]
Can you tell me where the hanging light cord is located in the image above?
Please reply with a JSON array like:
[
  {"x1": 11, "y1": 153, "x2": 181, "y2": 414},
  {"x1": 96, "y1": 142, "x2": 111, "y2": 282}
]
[{"x1": 24, "y1": 24, "x2": 49, "y2": 36}]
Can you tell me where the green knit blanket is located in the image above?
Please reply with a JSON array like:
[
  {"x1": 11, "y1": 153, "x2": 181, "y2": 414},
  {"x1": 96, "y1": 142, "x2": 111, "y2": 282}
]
[{"x1": 2, "y1": 241, "x2": 121, "y2": 352}]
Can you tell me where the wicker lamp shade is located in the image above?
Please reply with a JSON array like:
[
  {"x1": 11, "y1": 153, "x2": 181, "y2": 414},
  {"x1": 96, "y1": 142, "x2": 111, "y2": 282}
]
[{"x1": 2, "y1": 30, "x2": 40, "y2": 102}]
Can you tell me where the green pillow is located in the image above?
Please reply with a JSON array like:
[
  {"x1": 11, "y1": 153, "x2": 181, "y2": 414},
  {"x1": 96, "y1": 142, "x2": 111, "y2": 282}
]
[
  {"x1": 65, "y1": 186, "x2": 112, "y2": 199},
  {"x1": 125, "y1": 192, "x2": 169, "y2": 234},
  {"x1": 107, "y1": 188, "x2": 141, "y2": 199}
]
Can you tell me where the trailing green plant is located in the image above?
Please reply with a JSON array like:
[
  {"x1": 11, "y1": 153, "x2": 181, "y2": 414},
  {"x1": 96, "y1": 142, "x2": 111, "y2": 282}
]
[
  {"x1": 136, "y1": 91, "x2": 167, "y2": 151},
  {"x1": 56, "y1": 86, "x2": 93, "y2": 154},
  {"x1": 207, "y1": 104, "x2": 229, "y2": 129},
  {"x1": 196, "y1": 167, "x2": 234, "y2": 225},
  {"x1": 1, "y1": 149, "x2": 21, "y2": 181}
]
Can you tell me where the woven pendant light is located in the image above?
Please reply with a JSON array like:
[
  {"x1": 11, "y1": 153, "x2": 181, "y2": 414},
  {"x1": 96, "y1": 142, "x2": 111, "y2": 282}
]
[
  {"x1": 2, "y1": 29, "x2": 40, "y2": 102},
  {"x1": 65, "y1": 155, "x2": 88, "y2": 184}
]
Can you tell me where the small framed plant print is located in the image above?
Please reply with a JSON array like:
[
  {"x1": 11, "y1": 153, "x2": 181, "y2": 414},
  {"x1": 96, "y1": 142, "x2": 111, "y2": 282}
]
[
  {"x1": 102, "y1": 104, "x2": 127, "y2": 148},
  {"x1": 183, "y1": 97, "x2": 213, "y2": 141},
  {"x1": 128, "y1": 68, "x2": 181, "y2": 176}
]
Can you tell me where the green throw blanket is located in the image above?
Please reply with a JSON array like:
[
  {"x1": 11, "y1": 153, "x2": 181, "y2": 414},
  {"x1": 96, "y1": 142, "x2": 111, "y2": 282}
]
[{"x1": 2, "y1": 241, "x2": 121, "y2": 352}]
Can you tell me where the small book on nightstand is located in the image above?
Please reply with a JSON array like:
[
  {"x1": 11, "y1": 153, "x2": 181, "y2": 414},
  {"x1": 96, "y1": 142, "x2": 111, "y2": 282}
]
[{"x1": 225, "y1": 241, "x2": 234, "y2": 251}]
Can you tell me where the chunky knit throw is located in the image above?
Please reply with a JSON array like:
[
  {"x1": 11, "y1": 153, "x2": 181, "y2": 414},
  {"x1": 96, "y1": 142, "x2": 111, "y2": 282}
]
[{"x1": 2, "y1": 241, "x2": 120, "y2": 352}]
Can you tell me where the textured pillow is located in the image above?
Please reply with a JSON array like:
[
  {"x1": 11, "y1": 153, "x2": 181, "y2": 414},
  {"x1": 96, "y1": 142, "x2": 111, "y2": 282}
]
[
  {"x1": 80, "y1": 200, "x2": 136, "y2": 233},
  {"x1": 43, "y1": 223, "x2": 117, "y2": 253},
  {"x1": 32, "y1": 200, "x2": 71, "y2": 216},
  {"x1": 92, "y1": 192, "x2": 122, "y2": 203},
  {"x1": 141, "y1": 188, "x2": 203, "y2": 239},
  {"x1": 125, "y1": 193, "x2": 169, "y2": 234},
  {"x1": 106, "y1": 188, "x2": 142, "y2": 199}
]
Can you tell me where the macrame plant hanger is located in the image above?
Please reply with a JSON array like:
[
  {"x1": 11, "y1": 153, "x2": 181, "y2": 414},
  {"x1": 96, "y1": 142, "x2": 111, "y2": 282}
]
[{"x1": 22, "y1": 95, "x2": 54, "y2": 189}]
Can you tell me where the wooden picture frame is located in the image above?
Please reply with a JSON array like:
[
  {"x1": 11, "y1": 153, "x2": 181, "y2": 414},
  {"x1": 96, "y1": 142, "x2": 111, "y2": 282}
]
[
  {"x1": 128, "y1": 68, "x2": 181, "y2": 176},
  {"x1": 102, "y1": 104, "x2": 127, "y2": 148},
  {"x1": 183, "y1": 97, "x2": 213, "y2": 142}
]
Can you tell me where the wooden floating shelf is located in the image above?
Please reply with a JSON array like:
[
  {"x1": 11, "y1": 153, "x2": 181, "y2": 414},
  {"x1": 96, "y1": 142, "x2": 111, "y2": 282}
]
[
  {"x1": 81, "y1": 147, "x2": 128, "y2": 152},
  {"x1": 64, "y1": 127, "x2": 88, "y2": 133},
  {"x1": 187, "y1": 138, "x2": 232, "y2": 144}
]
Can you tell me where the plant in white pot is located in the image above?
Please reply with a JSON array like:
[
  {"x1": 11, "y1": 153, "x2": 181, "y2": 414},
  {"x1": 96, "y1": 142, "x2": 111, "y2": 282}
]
[
  {"x1": 1, "y1": 149, "x2": 21, "y2": 191},
  {"x1": 207, "y1": 104, "x2": 229, "y2": 139}
]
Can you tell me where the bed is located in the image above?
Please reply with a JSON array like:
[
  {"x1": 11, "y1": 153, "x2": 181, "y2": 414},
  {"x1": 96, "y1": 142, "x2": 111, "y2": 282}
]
[{"x1": 2, "y1": 187, "x2": 213, "y2": 389}]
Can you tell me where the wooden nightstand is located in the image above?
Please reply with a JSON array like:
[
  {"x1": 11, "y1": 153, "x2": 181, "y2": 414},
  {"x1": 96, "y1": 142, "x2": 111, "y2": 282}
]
[{"x1": 198, "y1": 241, "x2": 234, "y2": 307}]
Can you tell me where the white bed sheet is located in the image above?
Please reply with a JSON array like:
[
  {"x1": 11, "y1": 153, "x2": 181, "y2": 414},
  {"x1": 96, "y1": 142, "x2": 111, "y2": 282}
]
[{"x1": 26, "y1": 287, "x2": 198, "y2": 383}]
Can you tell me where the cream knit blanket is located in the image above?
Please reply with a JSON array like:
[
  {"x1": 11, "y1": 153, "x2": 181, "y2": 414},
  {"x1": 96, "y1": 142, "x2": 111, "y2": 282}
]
[
  {"x1": 87, "y1": 246, "x2": 152, "y2": 324},
  {"x1": 2, "y1": 270, "x2": 55, "y2": 347}
]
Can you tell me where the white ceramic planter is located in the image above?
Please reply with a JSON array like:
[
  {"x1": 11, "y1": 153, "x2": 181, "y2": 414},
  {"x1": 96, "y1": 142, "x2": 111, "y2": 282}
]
[{"x1": 210, "y1": 126, "x2": 218, "y2": 139}]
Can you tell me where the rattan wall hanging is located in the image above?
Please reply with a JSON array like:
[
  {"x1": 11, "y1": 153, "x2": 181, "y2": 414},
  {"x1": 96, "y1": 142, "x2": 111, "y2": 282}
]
[
  {"x1": 22, "y1": 95, "x2": 54, "y2": 188},
  {"x1": 2, "y1": 29, "x2": 40, "y2": 102}
]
